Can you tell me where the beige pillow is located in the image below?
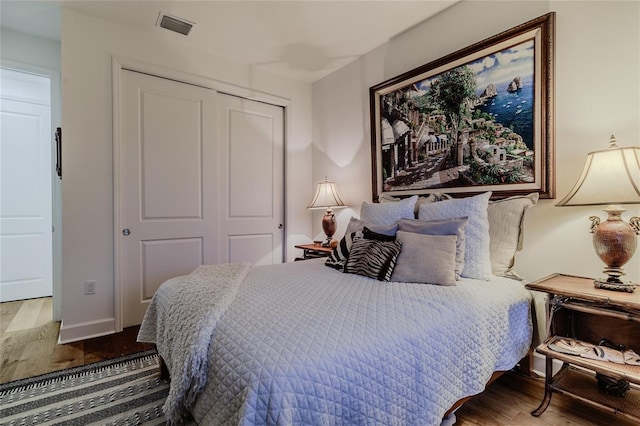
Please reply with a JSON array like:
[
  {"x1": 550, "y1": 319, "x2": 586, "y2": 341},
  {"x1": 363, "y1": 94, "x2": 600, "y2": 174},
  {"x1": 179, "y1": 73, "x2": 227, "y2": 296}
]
[
  {"x1": 397, "y1": 217, "x2": 467, "y2": 279},
  {"x1": 391, "y1": 231, "x2": 457, "y2": 285},
  {"x1": 488, "y1": 193, "x2": 539, "y2": 279}
]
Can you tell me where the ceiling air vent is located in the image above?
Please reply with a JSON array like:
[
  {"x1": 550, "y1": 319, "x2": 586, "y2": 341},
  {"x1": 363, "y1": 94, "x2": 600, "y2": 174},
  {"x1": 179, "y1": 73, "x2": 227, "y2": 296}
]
[{"x1": 157, "y1": 13, "x2": 194, "y2": 36}]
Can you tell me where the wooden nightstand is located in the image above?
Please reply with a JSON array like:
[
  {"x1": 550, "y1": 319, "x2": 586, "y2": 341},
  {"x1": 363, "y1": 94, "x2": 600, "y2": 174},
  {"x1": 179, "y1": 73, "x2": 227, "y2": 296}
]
[
  {"x1": 294, "y1": 244, "x2": 333, "y2": 261},
  {"x1": 526, "y1": 273, "x2": 640, "y2": 422}
]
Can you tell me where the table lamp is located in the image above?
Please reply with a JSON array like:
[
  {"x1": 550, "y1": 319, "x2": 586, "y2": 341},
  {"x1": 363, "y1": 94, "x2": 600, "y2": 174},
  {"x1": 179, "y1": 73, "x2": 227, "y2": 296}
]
[
  {"x1": 556, "y1": 135, "x2": 640, "y2": 292},
  {"x1": 308, "y1": 178, "x2": 346, "y2": 247}
]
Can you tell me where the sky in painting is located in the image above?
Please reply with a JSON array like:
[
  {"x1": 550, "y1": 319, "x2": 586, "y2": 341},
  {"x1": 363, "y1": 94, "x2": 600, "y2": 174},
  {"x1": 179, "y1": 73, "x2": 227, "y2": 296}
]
[
  {"x1": 411, "y1": 39, "x2": 535, "y2": 96},
  {"x1": 472, "y1": 39, "x2": 535, "y2": 89}
]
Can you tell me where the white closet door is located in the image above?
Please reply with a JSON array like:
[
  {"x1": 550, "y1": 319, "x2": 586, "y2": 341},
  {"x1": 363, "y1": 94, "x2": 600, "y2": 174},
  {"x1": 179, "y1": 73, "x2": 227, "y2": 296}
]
[
  {"x1": 117, "y1": 71, "x2": 285, "y2": 327},
  {"x1": 118, "y1": 70, "x2": 218, "y2": 327},
  {"x1": 216, "y1": 94, "x2": 284, "y2": 266},
  {"x1": 0, "y1": 69, "x2": 52, "y2": 302}
]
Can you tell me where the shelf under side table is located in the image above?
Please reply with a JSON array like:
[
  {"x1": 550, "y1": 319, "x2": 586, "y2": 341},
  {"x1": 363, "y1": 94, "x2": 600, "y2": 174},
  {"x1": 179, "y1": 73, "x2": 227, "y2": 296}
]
[{"x1": 549, "y1": 366, "x2": 640, "y2": 422}]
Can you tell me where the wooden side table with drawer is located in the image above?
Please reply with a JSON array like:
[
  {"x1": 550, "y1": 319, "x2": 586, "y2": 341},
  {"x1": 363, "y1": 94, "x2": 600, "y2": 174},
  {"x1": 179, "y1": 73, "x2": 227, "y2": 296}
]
[
  {"x1": 294, "y1": 244, "x2": 333, "y2": 261},
  {"x1": 525, "y1": 273, "x2": 640, "y2": 422}
]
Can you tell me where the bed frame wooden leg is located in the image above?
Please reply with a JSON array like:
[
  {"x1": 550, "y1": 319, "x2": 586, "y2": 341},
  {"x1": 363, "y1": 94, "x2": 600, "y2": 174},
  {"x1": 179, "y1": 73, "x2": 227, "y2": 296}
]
[
  {"x1": 159, "y1": 355, "x2": 170, "y2": 380},
  {"x1": 515, "y1": 349, "x2": 536, "y2": 377}
]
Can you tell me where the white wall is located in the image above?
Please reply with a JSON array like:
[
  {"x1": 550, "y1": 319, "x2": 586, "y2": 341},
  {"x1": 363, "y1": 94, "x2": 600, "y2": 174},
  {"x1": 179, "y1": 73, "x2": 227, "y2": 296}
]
[
  {"x1": 0, "y1": 29, "x2": 61, "y2": 70},
  {"x1": 61, "y1": 8, "x2": 313, "y2": 342},
  {"x1": 311, "y1": 0, "x2": 640, "y2": 284}
]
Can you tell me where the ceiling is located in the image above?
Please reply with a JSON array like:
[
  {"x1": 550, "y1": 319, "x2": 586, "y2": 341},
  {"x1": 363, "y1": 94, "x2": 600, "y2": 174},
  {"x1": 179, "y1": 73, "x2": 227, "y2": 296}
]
[{"x1": 0, "y1": 1, "x2": 458, "y2": 82}]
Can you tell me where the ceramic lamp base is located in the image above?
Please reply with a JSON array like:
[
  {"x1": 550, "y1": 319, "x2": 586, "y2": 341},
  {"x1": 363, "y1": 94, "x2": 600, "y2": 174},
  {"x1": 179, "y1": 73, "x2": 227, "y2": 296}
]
[
  {"x1": 590, "y1": 206, "x2": 639, "y2": 293},
  {"x1": 321, "y1": 208, "x2": 336, "y2": 247}
]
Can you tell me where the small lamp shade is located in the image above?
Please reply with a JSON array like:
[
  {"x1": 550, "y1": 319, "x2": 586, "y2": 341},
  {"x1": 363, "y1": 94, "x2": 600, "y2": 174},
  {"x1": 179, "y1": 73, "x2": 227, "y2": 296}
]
[
  {"x1": 308, "y1": 180, "x2": 346, "y2": 210},
  {"x1": 308, "y1": 178, "x2": 346, "y2": 246},
  {"x1": 556, "y1": 135, "x2": 640, "y2": 292}
]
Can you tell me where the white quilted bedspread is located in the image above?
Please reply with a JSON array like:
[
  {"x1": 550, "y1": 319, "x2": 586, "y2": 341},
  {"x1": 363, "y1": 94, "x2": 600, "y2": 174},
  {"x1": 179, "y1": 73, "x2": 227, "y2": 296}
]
[{"x1": 145, "y1": 259, "x2": 532, "y2": 425}]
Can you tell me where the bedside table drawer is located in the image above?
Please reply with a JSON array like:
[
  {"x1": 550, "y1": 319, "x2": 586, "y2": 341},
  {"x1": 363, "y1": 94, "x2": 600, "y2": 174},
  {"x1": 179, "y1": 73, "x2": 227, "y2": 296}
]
[{"x1": 294, "y1": 244, "x2": 333, "y2": 261}]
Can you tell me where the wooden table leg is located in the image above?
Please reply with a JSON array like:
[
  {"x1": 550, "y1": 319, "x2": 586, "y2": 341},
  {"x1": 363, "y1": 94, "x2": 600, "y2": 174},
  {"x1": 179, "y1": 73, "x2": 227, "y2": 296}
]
[{"x1": 531, "y1": 356, "x2": 554, "y2": 416}]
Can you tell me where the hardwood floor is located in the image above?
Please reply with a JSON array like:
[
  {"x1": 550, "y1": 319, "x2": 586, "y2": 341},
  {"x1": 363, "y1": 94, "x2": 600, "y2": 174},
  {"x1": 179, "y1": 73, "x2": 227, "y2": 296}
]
[
  {"x1": 0, "y1": 297, "x2": 152, "y2": 383},
  {"x1": 455, "y1": 371, "x2": 638, "y2": 425},
  {"x1": 1, "y1": 297, "x2": 636, "y2": 425}
]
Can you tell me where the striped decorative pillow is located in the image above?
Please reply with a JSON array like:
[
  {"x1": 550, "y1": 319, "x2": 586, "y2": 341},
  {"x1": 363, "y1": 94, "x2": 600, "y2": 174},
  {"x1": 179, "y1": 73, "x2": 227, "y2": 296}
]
[
  {"x1": 325, "y1": 226, "x2": 398, "y2": 271},
  {"x1": 343, "y1": 237, "x2": 402, "y2": 281},
  {"x1": 325, "y1": 230, "x2": 361, "y2": 270}
]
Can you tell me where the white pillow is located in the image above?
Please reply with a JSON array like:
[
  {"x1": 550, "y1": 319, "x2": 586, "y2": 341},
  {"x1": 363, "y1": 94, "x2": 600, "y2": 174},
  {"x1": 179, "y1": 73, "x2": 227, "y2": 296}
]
[
  {"x1": 379, "y1": 192, "x2": 452, "y2": 217},
  {"x1": 418, "y1": 191, "x2": 492, "y2": 280},
  {"x1": 360, "y1": 195, "x2": 418, "y2": 225}
]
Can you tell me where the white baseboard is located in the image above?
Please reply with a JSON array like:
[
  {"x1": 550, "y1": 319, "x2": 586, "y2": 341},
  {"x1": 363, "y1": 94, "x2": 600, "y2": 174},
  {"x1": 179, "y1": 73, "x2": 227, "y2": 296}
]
[
  {"x1": 531, "y1": 351, "x2": 563, "y2": 377},
  {"x1": 58, "y1": 318, "x2": 116, "y2": 344}
]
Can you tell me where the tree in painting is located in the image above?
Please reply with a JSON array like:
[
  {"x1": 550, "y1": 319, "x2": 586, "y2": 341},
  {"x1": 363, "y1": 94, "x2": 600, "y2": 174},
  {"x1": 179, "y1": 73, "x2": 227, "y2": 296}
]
[
  {"x1": 379, "y1": 40, "x2": 534, "y2": 193},
  {"x1": 426, "y1": 66, "x2": 476, "y2": 168}
]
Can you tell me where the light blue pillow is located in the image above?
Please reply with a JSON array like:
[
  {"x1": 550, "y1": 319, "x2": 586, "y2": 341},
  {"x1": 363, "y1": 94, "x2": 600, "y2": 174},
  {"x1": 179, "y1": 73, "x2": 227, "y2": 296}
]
[
  {"x1": 418, "y1": 192, "x2": 492, "y2": 280},
  {"x1": 344, "y1": 216, "x2": 399, "y2": 236},
  {"x1": 360, "y1": 195, "x2": 418, "y2": 226}
]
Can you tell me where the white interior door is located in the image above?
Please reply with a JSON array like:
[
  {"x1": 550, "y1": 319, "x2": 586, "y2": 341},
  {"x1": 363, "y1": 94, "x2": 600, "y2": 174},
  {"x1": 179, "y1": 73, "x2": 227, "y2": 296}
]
[
  {"x1": 0, "y1": 68, "x2": 53, "y2": 302},
  {"x1": 118, "y1": 70, "x2": 218, "y2": 327},
  {"x1": 217, "y1": 94, "x2": 284, "y2": 265}
]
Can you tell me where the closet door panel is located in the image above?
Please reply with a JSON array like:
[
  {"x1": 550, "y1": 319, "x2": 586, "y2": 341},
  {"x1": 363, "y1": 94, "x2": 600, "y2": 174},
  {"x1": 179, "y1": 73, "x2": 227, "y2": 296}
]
[{"x1": 118, "y1": 70, "x2": 216, "y2": 327}]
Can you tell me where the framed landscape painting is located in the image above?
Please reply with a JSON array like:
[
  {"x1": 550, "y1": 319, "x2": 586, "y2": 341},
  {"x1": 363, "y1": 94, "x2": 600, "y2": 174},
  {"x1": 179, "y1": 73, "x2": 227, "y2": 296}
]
[{"x1": 369, "y1": 13, "x2": 555, "y2": 201}]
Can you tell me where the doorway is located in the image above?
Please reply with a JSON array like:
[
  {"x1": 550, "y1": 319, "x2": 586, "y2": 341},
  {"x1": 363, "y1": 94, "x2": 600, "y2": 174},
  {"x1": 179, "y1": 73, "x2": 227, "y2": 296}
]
[{"x1": 0, "y1": 67, "x2": 55, "y2": 304}]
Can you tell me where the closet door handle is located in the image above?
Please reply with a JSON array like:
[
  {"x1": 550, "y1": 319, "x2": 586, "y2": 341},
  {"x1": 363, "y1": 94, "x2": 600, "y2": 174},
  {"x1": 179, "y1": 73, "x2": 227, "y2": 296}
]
[
  {"x1": 122, "y1": 228, "x2": 131, "y2": 236},
  {"x1": 278, "y1": 224, "x2": 283, "y2": 229}
]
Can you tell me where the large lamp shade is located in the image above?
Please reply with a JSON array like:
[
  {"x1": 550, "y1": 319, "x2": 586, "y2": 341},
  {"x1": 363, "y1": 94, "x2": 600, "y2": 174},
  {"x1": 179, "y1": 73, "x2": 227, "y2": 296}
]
[{"x1": 556, "y1": 135, "x2": 640, "y2": 292}]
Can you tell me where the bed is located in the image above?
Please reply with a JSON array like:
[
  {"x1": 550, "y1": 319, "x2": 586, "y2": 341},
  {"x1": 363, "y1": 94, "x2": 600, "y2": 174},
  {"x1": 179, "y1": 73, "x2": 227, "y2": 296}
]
[{"x1": 138, "y1": 191, "x2": 539, "y2": 425}]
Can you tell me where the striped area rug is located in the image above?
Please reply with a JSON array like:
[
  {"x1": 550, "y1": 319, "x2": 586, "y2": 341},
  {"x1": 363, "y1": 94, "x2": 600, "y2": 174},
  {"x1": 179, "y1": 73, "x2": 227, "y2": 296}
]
[{"x1": 0, "y1": 349, "x2": 190, "y2": 425}]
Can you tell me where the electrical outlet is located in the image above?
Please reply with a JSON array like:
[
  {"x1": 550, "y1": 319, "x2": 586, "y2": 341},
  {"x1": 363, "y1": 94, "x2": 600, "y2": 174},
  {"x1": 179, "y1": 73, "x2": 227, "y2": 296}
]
[{"x1": 85, "y1": 280, "x2": 96, "y2": 295}]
